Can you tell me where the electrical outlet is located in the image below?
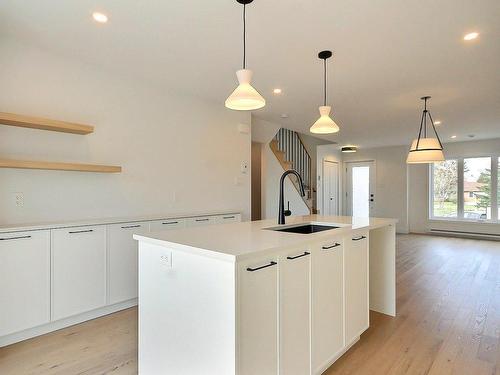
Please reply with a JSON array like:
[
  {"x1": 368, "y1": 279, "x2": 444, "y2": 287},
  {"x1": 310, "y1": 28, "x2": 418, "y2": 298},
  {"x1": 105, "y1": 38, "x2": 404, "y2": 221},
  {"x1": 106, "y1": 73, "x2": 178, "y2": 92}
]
[
  {"x1": 13, "y1": 192, "x2": 24, "y2": 208},
  {"x1": 159, "y1": 252, "x2": 172, "y2": 268},
  {"x1": 240, "y1": 161, "x2": 248, "y2": 174}
]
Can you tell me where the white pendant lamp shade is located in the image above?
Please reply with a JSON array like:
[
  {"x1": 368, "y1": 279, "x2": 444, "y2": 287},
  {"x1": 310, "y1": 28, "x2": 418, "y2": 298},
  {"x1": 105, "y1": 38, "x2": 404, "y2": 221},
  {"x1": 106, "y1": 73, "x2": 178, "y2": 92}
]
[
  {"x1": 225, "y1": 69, "x2": 266, "y2": 111},
  {"x1": 406, "y1": 138, "x2": 445, "y2": 163},
  {"x1": 406, "y1": 96, "x2": 445, "y2": 164},
  {"x1": 310, "y1": 106, "x2": 339, "y2": 134}
]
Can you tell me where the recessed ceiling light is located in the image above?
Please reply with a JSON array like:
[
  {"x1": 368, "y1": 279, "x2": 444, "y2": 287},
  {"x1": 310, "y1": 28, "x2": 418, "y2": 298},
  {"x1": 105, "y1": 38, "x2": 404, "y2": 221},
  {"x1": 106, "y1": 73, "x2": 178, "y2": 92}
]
[
  {"x1": 451, "y1": 135, "x2": 457, "y2": 139},
  {"x1": 434, "y1": 120, "x2": 442, "y2": 125},
  {"x1": 273, "y1": 88, "x2": 282, "y2": 94},
  {"x1": 92, "y1": 12, "x2": 108, "y2": 24},
  {"x1": 463, "y1": 32, "x2": 479, "y2": 41}
]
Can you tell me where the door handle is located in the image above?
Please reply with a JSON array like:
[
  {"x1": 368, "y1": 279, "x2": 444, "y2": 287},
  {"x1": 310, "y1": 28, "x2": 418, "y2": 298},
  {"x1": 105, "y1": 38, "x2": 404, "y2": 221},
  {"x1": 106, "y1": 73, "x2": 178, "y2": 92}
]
[
  {"x1": 162, "y1": 221, "x2": 178, "y2": 225},
  {"x1": 121, "y1": 225, "x2": 141, "y2": 229},
  {"x1": 0, "y1": 235, "x2": 32, "y2": 241},
  {"x1": 287, "y1": 251, "x2": 310, "y2": 260},
  {"x1": 68, "y1": 229, "x2": 94, "y2": 234},
  {"x1": 352, "y1": 236, "x2": 367, "y2": 241},
  {"x1": 246, "y1": 261, "x2": 277, "y2": 272},
  {"x1": 322, "y1": 243, "x2": 341, "y2": 250}
]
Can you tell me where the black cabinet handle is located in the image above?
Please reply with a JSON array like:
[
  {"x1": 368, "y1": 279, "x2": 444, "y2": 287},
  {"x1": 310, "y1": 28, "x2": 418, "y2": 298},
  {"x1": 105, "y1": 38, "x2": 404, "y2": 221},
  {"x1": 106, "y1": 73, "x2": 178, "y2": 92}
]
[
  {"x1": 195, "y1": 218, "x2": 210, "y2": 222},
  {"x1": 247, "y1": 261, "x2": 277, "y2": 272},
  {"x1": 223, "y1": 216, "x2": 235, "y2": 219},
  {"x1": 287, "y1": 251, "x2": 310, "y2": 260},
  {"x1": 69, "y1": 229, "x2": 94, "y2": 234},
  {"x1": 0, "y1": 235, "x2": 32, "y2": 241},
  {"x1": 322, "y1": 243, "x2": 341, "y2": 250},
  {"x1": 121, "y1": 225, "x2": 141, "y2": 229},
  {"x1": 352, "y1": 236, "x2": 367, "y2": 241},
  {"x1": 162, "y1": 221, "x2": 178, "y2": 225}
]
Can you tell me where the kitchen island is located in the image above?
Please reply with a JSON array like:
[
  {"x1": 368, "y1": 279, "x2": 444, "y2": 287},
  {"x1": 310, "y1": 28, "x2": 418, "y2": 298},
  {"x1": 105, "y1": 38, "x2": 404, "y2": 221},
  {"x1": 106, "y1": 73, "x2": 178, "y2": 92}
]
[{"x1": 134, "y1": 215, "x2": 397, "y2": 375}]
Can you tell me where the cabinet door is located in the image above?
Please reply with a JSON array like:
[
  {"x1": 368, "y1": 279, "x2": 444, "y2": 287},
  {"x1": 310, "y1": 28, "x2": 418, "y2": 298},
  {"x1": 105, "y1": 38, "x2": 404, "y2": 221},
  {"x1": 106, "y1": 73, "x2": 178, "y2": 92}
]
[
  {"x1": 279, "y1": 249, "x2": 311, "y2": 375},
  {"x1": 52, "y1": 226, "x2": 106, "y2": 320},
  {"x1": 149, "y1": 218, "x2": 186, "y2": 232},
  {"x1": 344, "y1": 231, "x2": 369, "y2": 345},
  {"x1": 0, "y1": 231, "x2": 50, "y2": 336},
  {"x1": 312, "y1": 239, "x2": 344, "y2": 373},
  {"x1": 238, "y1": 257, "x2": 279, "y2": 375},
  {"x1": 186, "y1": 216, "x2": 218, "y2": 227},
  {"x1": 108, "y1": 222, "x2": 148, "y2": 304}
]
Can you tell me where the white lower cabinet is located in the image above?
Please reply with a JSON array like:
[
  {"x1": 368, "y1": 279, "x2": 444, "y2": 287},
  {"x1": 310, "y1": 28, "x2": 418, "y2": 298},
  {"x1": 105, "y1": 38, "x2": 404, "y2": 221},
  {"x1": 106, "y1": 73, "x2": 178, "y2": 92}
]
[
  {"x1": 107, "y1": 222, "x2": 148, "y2": 304},
  {"x1": 52, "y1": 226, "x2": 107, "y2": 320},
  {"x1": 344, "y1": 231, "x2": 369, "y2": 345},
  {"x1": 0, "y1": 231, "x2": 50, "y2": 336},
  {"x1": 312, "y1": 239, "x2": 344, "y2": 374},
  {"x1": 238, "y1": 256, "x2": 279, "y2": 375},
  {"x1": 279, "y1": 248, "x2": 311, "y2": 375}
]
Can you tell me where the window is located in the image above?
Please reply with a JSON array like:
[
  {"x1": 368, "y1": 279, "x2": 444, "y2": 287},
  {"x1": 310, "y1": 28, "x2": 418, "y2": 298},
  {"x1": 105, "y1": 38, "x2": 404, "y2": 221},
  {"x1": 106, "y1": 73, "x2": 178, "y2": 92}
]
[
  {"x1": 432, "y1": 160, "x2": 458, "y2": 218},
  {"x1": 430, "y1": 155, "x2": 499, "y2": 222}
]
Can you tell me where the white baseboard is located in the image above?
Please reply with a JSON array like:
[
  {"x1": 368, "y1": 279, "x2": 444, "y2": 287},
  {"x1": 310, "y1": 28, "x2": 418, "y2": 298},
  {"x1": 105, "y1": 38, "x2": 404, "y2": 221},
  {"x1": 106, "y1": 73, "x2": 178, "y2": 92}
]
[
  {"x1": 0, "y1": 299, "x2": 137, "y2": 348},
  {"x1": 314, "y1": 336, "x2": 360, "y2": 375}
]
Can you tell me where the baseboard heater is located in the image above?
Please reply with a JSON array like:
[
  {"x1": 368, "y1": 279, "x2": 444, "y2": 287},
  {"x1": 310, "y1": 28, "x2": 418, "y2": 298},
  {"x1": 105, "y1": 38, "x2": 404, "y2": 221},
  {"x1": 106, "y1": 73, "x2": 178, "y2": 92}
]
[{"x1": 430, "y1": 228, "x2": 500, "y2": 240}]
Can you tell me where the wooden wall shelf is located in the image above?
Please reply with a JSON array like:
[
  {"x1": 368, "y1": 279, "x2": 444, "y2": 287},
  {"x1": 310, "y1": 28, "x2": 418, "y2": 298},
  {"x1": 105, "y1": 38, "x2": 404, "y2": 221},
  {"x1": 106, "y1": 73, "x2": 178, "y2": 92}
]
[
  {"x1": 0, "y1": 112, "x2": 94, "y2": 135},
  {"x1": 0, "y1": 159, "x2": 121, "y2": 173}
]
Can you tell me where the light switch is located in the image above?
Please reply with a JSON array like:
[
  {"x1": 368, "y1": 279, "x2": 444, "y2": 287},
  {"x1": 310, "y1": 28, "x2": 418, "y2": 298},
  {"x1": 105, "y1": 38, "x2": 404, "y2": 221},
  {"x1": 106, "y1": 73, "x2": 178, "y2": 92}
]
[
  {"x1": 240, "y1": 161, "x2": 248, "y2": 174},
  {"x1": 160, "y1": 252, "x2": 172, "y2": 268}
]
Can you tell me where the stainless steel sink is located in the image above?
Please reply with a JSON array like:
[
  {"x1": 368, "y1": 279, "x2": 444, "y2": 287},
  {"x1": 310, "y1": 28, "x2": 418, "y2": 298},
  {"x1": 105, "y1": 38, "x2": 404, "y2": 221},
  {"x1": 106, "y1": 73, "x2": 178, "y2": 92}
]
[{"x1": 267, "y1": 223, "x2": 341, "y2": 234}]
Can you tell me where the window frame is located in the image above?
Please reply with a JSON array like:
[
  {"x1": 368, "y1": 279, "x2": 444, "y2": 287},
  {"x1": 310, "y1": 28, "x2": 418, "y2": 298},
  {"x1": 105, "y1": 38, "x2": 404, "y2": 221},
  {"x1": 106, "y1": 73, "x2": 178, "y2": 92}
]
[{"x1": 429, "y1": 154, "x2": 499, "y2": 223}]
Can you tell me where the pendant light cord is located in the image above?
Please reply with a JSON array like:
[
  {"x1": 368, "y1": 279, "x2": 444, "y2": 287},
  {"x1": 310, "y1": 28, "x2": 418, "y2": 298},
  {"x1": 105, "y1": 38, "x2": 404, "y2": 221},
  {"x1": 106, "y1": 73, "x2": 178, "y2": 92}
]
[
  {"x1": 243, "y1": 4, "x2": 246, "y2": 69},
  {"x1": 323, "y1": 58, "x2": 327, "y2": 106}
]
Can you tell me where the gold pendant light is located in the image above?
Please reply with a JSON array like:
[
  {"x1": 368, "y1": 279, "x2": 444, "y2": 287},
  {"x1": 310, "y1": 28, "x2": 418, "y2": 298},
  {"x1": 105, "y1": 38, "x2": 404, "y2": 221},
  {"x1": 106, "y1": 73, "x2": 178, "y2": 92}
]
[
  {"x1": 225, "y1": 0, "x2": 265, "y2": 111},
  {"x1": 310, "y1": 50, "x2": 339, "y2": 134},
  {"x1": 406, "y1": 96, "x2": 445, "y2": 164}
]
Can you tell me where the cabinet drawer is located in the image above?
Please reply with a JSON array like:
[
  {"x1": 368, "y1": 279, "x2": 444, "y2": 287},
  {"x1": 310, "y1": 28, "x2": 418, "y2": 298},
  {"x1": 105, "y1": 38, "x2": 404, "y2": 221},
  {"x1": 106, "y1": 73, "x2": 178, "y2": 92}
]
[
  {"x1": 0, "y1": 230, "x2": 50, "y2": 336},
  {"x1": 108, "y1": 222, "x2": 149, "y2": 304},
  {"x1": 149, "y1": 218, "x2": 186, "y2": 231},
  {"x1": 52, "y1": 226, "x2": 107, "y2": 320},
  {"x1": 186, "y1": 216, "x2": 218, "y2": 227}
]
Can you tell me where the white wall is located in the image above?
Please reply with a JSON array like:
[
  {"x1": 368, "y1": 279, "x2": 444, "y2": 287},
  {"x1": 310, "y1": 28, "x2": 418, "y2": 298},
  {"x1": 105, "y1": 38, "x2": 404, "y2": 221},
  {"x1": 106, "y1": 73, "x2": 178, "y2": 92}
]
[
  {"x1": 409, "y1": 138, "x2": 500, "y2": 235},
  {"x1": 0, "y1": 38, "x2": 252, "y2": 224},
  {"x1": 342, "y1": 145, "x2": 409, "y2": 233},
  {"x1": 316, "y1": 145, "x2": 343, "y2": 216}
]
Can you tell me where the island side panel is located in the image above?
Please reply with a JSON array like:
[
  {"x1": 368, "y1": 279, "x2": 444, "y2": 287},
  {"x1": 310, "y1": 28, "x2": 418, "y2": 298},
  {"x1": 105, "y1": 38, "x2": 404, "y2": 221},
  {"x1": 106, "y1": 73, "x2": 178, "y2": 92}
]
[
  {"x1": 138, "y1": 241, "x2": 237, "y2": 375},
  {"x1": 368, "y1": 225, "x2": 396, "y2": 316}
]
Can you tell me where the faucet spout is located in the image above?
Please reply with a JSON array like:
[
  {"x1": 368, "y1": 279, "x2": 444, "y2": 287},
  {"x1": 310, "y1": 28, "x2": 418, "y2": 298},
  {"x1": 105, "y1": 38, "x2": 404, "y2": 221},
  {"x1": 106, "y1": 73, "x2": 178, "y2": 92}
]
[{"x1": 278, "y1": 169, "x2": 306, "y2": 225}]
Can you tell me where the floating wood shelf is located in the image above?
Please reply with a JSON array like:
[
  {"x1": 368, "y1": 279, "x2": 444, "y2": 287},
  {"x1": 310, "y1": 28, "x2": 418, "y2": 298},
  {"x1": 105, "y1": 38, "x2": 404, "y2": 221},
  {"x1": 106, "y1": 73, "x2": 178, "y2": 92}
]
[
  {"x1": 0, "y1": 159, "x2": 121, "y2": 173},
  {"x1": 0, "y1": 112, "x2": 94, "y2": 135}
]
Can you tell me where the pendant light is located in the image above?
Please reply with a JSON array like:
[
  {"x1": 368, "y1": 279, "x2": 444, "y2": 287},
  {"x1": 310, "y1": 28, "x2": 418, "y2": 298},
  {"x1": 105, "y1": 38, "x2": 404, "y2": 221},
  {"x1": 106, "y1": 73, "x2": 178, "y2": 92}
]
[
  {"x1": 310, "y1": 50, "x2": 339, "y2": 134},
  {"x1": 406, "y1": 96, "x2": 445, "y2": 164},
  {"x1": 225, "y1": 0, "x2": 265, "y2": 111}
]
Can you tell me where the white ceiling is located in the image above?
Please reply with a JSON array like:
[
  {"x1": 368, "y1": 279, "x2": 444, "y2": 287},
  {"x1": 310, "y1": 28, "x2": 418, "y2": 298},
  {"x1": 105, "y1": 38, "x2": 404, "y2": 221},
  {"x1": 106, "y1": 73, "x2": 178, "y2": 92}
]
[{"x1": 1, "y1": 0, "x2": 499, "y2": 148}]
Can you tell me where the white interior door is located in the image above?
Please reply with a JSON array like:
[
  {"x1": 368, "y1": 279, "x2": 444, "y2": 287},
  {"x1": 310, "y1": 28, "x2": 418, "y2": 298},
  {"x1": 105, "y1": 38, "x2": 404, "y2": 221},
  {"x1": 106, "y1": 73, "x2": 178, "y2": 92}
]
[
  {"x1": 322, "y1": 160, "x2": 339, "y2": 215},
  {"x1": 346, "y1": 161, "x2": 375, "y2": 217}
]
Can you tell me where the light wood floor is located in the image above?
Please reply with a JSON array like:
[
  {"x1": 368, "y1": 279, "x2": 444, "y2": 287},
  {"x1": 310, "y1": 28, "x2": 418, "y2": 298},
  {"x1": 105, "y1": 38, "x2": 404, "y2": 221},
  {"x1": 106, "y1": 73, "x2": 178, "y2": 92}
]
[{"x1": 1, "y1": 234, "x2": 499, "y2": 375}]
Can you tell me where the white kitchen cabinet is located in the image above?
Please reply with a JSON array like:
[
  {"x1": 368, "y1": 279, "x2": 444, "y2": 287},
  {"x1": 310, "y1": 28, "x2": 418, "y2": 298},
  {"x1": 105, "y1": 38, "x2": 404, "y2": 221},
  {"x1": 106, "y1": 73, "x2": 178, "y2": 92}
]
[
  {"x1": 238, "y1": 256, "x2": 279, "y2": 375},
  {"x1": 149, "y1": 218, "x2": 186, "y2": 231},
  {"x1": 279, "y1": 248, "x2": 311, "y2": 375},
  {"x1": 186, "y1": 216, "x2": 218, "y2": 227},
  {"x1": 52, "y1": 226, "x2": 107, "y2": 320},
  {"x1": 344, "y1": 231, "x2": 369, "y2": 346},
  {"x1": 107, "y1": 222, "x2": 148, "y2": 304},
  {"x1": 312, "y1": 239, "x2": 344, "y2": 374},
  {"x1": 0, "y1": 231, "x2": 50, "y2": 336}
]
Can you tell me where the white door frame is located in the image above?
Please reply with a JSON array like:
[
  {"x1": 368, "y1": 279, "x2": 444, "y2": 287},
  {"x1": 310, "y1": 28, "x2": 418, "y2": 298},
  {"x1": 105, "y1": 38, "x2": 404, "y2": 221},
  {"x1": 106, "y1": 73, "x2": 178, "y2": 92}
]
[
  {"x1": 322, "y1": 160, "x2": 340, "y2": 215},
  {"x1": 343, "y1": 160, "x2": 376, "y2": 216}
]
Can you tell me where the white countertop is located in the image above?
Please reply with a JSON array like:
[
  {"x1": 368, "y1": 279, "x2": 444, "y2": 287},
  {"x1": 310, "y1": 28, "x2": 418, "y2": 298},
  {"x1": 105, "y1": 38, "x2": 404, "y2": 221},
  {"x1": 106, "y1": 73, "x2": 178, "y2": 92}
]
[
  {"x1": 133, "y1": 215, "x2": 397, "y2": 261},
  {"x1": 0, "y1": 210, "x2": 240, "y2": 233}
]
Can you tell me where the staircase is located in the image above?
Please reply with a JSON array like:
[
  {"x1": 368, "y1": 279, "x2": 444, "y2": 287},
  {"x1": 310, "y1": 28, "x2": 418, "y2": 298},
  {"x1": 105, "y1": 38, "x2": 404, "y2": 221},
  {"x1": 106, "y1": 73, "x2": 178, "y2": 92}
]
[{"x1": 270, "y1": 128, "x2": 314, "y2": 213}]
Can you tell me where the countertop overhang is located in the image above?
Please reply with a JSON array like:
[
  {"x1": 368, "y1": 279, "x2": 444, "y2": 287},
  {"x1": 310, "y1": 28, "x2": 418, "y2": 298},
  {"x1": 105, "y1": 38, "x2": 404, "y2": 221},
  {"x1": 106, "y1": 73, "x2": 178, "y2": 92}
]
[{"x1": 133, "y1": 215, "x2": 398, "y2": 261}]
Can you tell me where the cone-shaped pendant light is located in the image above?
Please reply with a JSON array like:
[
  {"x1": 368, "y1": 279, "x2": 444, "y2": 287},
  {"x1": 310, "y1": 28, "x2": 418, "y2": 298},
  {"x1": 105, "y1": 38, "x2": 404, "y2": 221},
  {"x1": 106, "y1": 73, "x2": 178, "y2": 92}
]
[
  {"x1": 310, "y1": 50, "x2": 339, "y2": 134},
  {"x1": 225, "y1": 0, "x2": 265, "y2": 111},
  {"x1": 406, "y1": 96, "x2": 445, "y2": 164}
]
